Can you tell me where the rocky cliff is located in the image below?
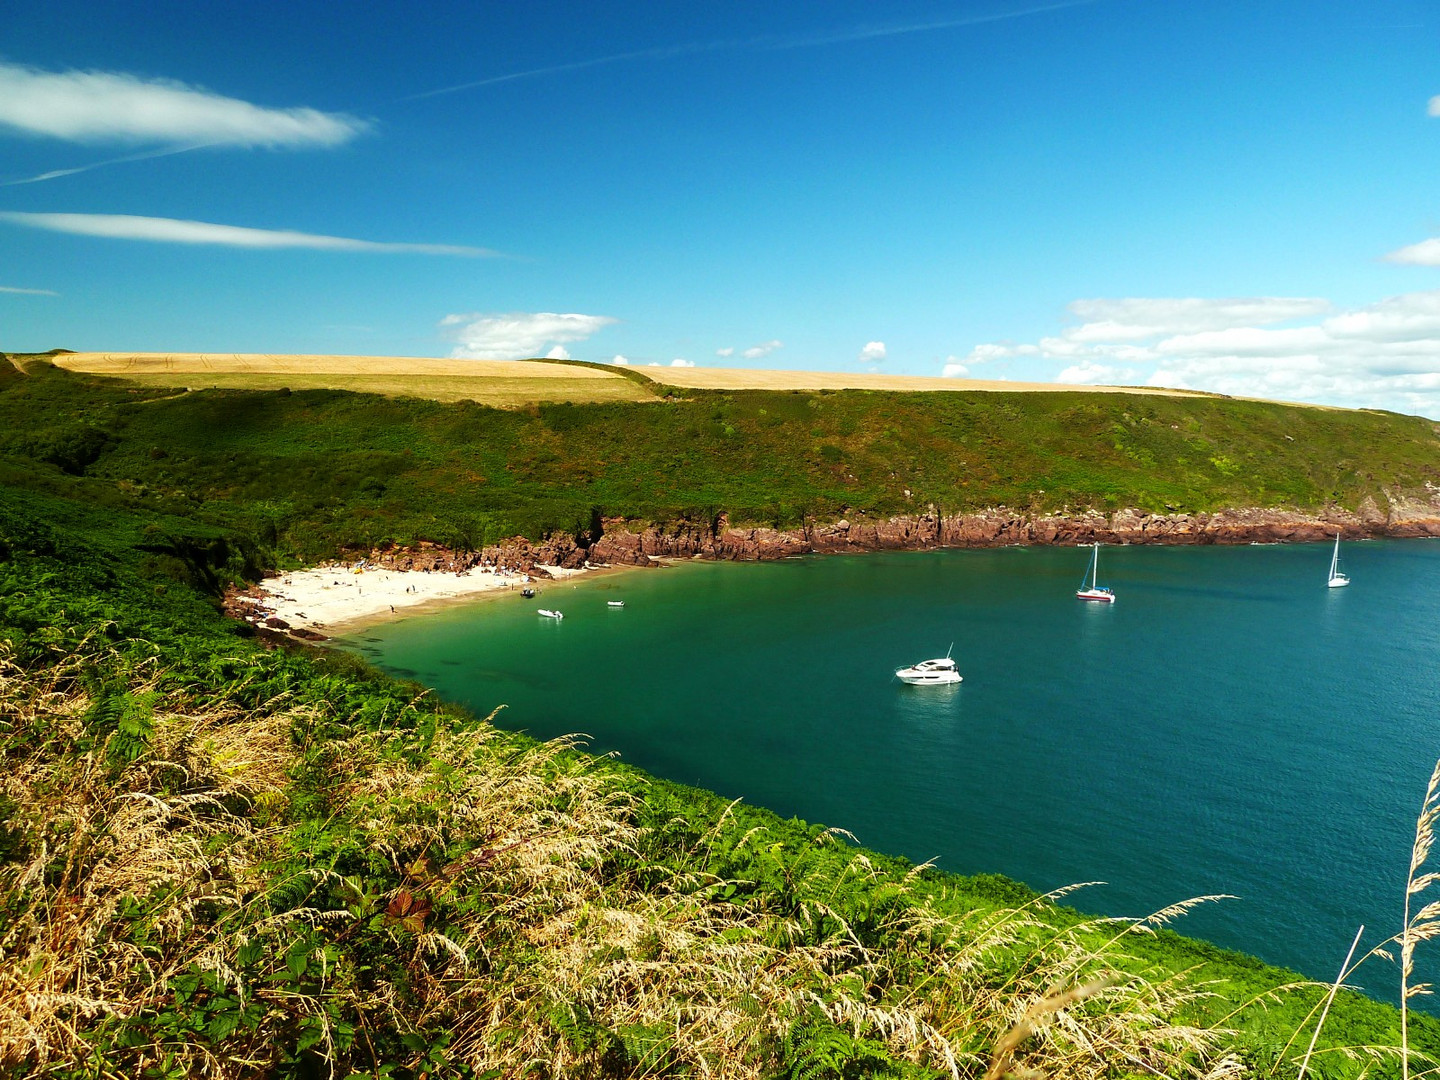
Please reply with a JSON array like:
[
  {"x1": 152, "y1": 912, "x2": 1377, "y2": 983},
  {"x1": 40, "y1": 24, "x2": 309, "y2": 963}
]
[
  {"x1": 330, "y1": 489, "x2": 1440, "y2": 576},
  {"x1": 585, "y1": 489, "x2": 1440, "y2": 565}
]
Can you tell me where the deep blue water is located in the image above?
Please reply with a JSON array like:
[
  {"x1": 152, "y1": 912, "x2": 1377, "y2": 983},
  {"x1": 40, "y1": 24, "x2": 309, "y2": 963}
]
[{"x1": 342, "y1": 540, "x2": 1440, "y2": 1000}]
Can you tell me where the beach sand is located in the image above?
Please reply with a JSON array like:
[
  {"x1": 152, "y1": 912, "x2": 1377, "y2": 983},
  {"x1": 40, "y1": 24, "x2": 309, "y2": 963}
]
[{"x1": 235, "y1": 563, "x2": 591, "y2": 637}]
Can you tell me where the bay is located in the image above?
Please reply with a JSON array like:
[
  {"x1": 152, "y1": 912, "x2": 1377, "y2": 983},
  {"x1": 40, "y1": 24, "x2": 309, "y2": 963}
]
[{"x1": 342, "y1": 539, "x2": 1440, "y2": 1000}]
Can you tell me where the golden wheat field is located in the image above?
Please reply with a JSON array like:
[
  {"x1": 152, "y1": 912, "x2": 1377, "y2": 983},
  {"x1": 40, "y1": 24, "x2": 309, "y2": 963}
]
[
  {"x1": 645, "y1": 364, "x2": 1209, "y2": 397},
  {"x1": 48, "y1": 353, "x2": 657, "y2": 407},
  {"x1": 45, "y1": 352, "x2": 1235, "y2": 406}
]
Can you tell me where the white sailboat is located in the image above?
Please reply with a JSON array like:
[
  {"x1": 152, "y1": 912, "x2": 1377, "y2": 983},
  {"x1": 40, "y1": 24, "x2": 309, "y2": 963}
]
[
  {"x1": 1327, "y1": 533, "x2": 1349, "y2": 588},
  {"x1": 1076, "y1": 543, "x2": 1116, "y2": 603},
  {"x1": 896, "y1": 644, "x2": 962, "y2": 686}
]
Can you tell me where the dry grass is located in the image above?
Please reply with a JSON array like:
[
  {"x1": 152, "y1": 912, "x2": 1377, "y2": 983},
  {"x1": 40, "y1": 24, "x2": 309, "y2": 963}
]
[
  {"x1": 48, "y1": 353, "x2": 656, "y2": 407},
  {"x1": 0, "y1": 650, "x2": 297, "y2": 1074}
]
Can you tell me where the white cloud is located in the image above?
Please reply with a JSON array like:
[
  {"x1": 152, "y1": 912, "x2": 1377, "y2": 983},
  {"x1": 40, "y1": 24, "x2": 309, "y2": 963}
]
[
  {"x1": 0, "y1": 211, "x2": 490, "y2": 255},
  {"x1": 443, "y1": 311, "x2": 618, "y2": 360},
  {"x1": 859, "y1": 340, "x2": 886, "y2": 363},
  {"x1": 1056, "y1": 360, "x2": 1123, "y2": 384},
  {"x1": 940, "y1": 356, "x2": 968, "y2": 378},
  {"x1": 544, "y1": 345, "x2": 571, "y2": 360},
  {"x1": 670, "y1": 358, "x2": 695, "y2": 367},
  {"x1": 1385, "y1": 237, "x2": 1440, "y2": 266},
  {"x1": 609, "y1": 354, "x2": 630, "y2": 365},
  {"x1": 0, "y1": 284, "x2": 57, "y2": 296},
  {"x1": 0, "y1": 61, "x2": 368, "y2": 147},
  {"x1": 1064, "y1": 296, "x2": 1330, "y2": 341},
  {"x1": 964, "y1": 289, "x2": 1440, "y2": 416},
  {"x1": 715, "y1": 346, "x2": 734, "y2": 357},
  {"x1": 742, "y1": 338, "x2": 783, "y2": 359},
  {"x1": 1429, "y1": 95, "x2": 1440, "y2": 118}
]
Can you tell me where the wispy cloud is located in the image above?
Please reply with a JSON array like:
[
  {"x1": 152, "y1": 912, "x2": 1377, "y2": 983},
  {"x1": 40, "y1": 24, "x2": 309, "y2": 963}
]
[
  {"x1": 441, "y1": 311, "x2": 618, "y2": 359},
  {"x1": 0, "y1": 284, "x2": 57, "y2": 296},
  {"x1": 742, "y1": 338, "x2": 783, "y2": 359},
  {"x1": 1385, "y1": 236, "x2": 1440, "y2": 266},
  {"x1": 0, "y1": 61, "x2": 369, "y2": 147},
  {"x1": 406, "y1": 1, "x2": 1097, "y2": 101},
  {"x1": 962, "y1": 291, "x2": 1440, "y2": 415},
  {"x1": 715, "y1": 346, "x2": 734, "y2": 357},
  {"x1": 1429, "y1": 95, "x2": 1440, "y2": 118},
  {"x1": 670, "y1": 358, "x2": 695, "y2": 367},
  {"x1": 0, "y1": 211, "x2": 491, "y2": 255}
]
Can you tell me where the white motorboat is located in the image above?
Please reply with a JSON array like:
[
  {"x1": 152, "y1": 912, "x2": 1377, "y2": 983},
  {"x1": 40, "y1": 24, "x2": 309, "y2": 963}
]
[
  {"x1": 1076, "y1": 543, "x2": 1116, "y2": 603},
  {"x1": 538, "y1": 609, "x2": 564, "y2": 619},
  {"x1": 896, "y1": 646, "x2": 962, "y2": 686},
  {"x1": 1327, "y1": 532, "x2": 1350, "y2": 588},
  {"x1": 607, "y1": 600, "x2": 625, "y2": 607}
]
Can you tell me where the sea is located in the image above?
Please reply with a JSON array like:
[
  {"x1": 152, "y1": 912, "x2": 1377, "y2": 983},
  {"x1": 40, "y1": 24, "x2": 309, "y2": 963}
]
[{"x1": 341, "y1": 539, "x2": 1440, "y2": 1002}]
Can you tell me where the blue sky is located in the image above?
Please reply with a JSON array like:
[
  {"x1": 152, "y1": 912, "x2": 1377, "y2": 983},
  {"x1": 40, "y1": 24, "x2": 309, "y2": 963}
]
[{"x1": 4, "y1": 1, "x2": 1440, "y2": 413}]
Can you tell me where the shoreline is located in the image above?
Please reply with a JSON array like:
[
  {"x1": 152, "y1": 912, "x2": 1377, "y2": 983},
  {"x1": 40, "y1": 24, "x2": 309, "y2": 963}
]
[
  {"x1": 227, "y1": 497, "x2": 1440, "y2": 642},
  {"x1": 230, "y1": 562, "x2": 611, "y2": 639}
]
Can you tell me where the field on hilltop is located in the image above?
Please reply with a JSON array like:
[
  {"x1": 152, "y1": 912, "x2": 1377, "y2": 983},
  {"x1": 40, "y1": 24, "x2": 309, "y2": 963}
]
[
  {"x1": 648, "y1": 363, "x2": 1217, "y2": 397},
  {"x1": 46, "y1": 351, "x2": 658, "y2": 406},
  {"x1": 46, "y1": 351, "x2": 1236, "y2": 406}
]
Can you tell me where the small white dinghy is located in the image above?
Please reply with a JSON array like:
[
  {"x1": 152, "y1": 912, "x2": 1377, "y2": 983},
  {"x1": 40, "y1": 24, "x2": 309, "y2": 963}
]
[
  {"x1": 607, "y1": 600, "x2": 625, "y2": 607},
  {"x1": 538, "y1": 609, "x2": 564, "y2": 619},
  {"x1": 896, "y1": 645, "x2": 962, "y2": 686}
]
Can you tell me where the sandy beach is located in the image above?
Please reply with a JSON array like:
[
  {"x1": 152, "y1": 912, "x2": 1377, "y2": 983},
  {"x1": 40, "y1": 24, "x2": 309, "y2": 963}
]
[{"x1": 233, "y1": 562, "x2": 591, "y2": 637}]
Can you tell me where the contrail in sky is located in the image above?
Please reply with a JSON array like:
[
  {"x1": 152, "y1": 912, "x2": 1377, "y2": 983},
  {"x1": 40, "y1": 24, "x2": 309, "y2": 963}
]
[
  {"x1": 403, "y1": 0, "x2": 1099, "y2": 102},
  {"x1": 10, "y1": 1, "x2": 1098, "y2": 182},
  {"x1": 2, "y1": 142, "x2": 214, "y2": 186}
]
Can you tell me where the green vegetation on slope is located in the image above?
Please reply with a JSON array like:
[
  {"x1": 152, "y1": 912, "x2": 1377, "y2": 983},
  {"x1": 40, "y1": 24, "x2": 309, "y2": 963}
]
[
  {"x1": 3, "y1": 485, "x2": 1439, "y2": 1078},
  {"x1": 2, "y1": 357, "x2": 1438, "y2": 563},
  {"x1": 6, "y1": 358, "x2": 1440, "y2": 1076}
]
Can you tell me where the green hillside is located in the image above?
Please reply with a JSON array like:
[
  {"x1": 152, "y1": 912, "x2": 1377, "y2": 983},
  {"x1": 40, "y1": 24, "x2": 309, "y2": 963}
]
[
  {"x1": 2, "y1": 356, "x2": 1437, "y2": 564},
  {"x1": 5, "y1": 356, "x2": 1440, "y2": 1077}
]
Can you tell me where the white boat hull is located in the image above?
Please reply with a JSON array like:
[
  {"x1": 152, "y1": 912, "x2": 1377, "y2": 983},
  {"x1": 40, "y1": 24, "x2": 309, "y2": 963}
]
[
  {"x1": 1076, "y1": 588, "x2": 1116, "y2": 603},
  {"x1": 1328, "y1": 576, "x2": 1349, "y2": 588},
  {"x1": 538, "y1": 609, "x2": 564, "y2": 619},
  {"x1": 896, "y1": 670, "x2": 962, "y2": 686}
]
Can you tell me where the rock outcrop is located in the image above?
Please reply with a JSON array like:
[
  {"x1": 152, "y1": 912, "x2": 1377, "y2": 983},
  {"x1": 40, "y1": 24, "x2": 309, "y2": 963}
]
[{"x1": 586, "y1": 490, "x2": 1440, "y2": 563}]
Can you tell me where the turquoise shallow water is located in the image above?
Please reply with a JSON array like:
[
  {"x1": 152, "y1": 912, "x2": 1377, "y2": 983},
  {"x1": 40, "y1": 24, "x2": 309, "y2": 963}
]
[{"x1": 343, "y1": 540, "x2": 1440, "y2": 999}]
